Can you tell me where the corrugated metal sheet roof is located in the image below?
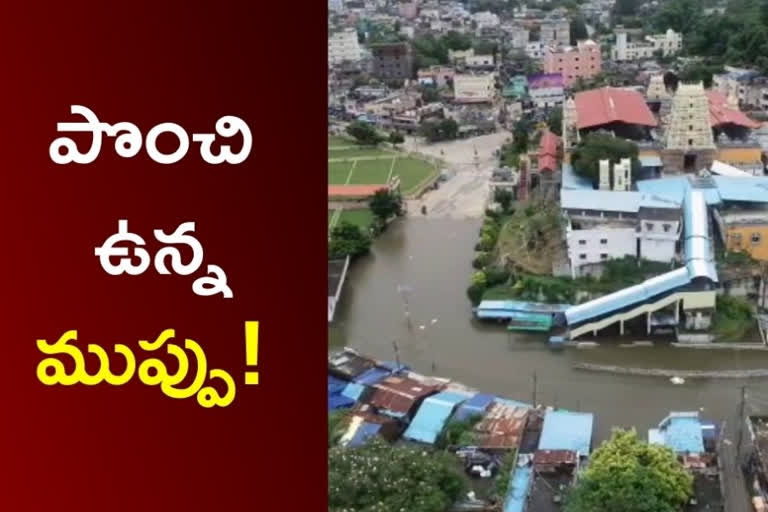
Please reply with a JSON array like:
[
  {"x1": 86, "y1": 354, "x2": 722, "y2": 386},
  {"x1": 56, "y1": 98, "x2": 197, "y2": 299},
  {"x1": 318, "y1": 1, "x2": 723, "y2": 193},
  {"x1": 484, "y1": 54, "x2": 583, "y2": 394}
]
[
  {"x1": 403, "y1": 390, "x2": 473, "y2": 444},
  {"x1": 649, "y1": 412, "x2": 705, "y2": 454},
  {"x1": 538, "y1": 410, "x2": 594, "y2": 455},
  {"x1": 708, "y1": 91, "x2": 762, "y2": 129},
  {"x1": 347, "y1": 421, "x2": 382, "y2": 447},
  {"x1": 533, "y1": 449, "x2": 577, "y2": 467},
  {"x1": 561, "y1": 189, "x2": 641, "y2": 213},
  {"x1": 329, "y1": 393, "x2": 356, "y2": 410},
  {"x1": 495, "y1": 398, "x2": 534, "y2": 409},
  {"x1": 561, "y1": 163, "x2": 593, "y2": 190},
  {"x1": 329, "y1": 349, "x2": 376, "y2": 379},
  {"x1": 711, "y1": 160, "x2": 754, "y2": 178},
  {"x1": 474, "y1": 403, "x2": 529, "y2": 449},
  {"x1": 712, "y1": 176, "x2": 768, "y2": 203},
  {"x1": 503, "y1": 463, "x2": 533, "y2": 512},
  {"x1": 328, "y1": 375, "x2": 348, "y2": 395},
  {"x1": 574, "y1": 87, "x2": 658, "y2": 129},
  {"x1": 366, "y1": 375, "x2": 443, "y2": 417},
  {"x1": 478, "y1": 300, "x2": 571, "y2": 314},
  {"x1": 354, "y1": 367, "x2": 392, "y2": 386},
  {"x1": 453, "y1": 393, "x2": 496, "y2": 422},
  {"x1": 342, "y1": 382, "x2": 366, "y2": 401}
]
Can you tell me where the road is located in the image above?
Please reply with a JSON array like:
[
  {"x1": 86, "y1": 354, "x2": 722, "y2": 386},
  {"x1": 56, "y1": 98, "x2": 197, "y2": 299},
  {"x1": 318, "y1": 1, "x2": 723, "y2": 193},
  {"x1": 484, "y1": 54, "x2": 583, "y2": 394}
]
[{"x1": 402, "y1": 131, "x2": 510, "y2": 219}]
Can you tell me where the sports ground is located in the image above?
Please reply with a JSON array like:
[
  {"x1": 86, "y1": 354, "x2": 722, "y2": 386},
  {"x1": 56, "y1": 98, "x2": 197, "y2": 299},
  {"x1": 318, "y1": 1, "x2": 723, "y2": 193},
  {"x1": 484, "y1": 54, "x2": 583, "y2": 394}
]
[{"x1": 328, "y1": 136, "x2": 438, "y2": 197}]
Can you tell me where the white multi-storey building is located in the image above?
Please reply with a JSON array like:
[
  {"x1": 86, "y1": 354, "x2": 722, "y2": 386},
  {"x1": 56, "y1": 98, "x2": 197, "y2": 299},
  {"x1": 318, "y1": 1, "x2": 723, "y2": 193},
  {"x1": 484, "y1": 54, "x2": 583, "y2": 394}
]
[
  {"x1": 562, "y1": 159, "x2": 682, "y2": 276},
  {"x1": 611, "y1": 28, "x2": 682, "y2": 61},
  {"x1": 328, "y1": 28, "x2": 362, "y2": 67}
]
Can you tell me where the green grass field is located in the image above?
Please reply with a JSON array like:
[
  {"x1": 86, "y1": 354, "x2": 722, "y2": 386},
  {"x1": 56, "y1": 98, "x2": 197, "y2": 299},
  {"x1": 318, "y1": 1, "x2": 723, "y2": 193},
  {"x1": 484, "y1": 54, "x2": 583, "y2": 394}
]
[
  {"x1": 329, "y1": 135, "x2": 352, "y2": 148},
  {"x1": 327, "y1": 140, "x2": 438, "y2": 196},
  {"x1": 328, "y1": 147, "x2": 388, "y2": 160},
  {"x1": 328, "y1": 208, "x2": 374, "y2": 233}
]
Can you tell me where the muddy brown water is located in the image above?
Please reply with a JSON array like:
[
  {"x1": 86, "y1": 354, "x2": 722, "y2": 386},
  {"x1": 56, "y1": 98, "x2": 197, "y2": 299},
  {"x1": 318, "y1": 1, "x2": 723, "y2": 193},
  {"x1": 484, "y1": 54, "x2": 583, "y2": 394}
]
[{"x1": 329, "y1": 218, "x2": 768, "y2": 443}]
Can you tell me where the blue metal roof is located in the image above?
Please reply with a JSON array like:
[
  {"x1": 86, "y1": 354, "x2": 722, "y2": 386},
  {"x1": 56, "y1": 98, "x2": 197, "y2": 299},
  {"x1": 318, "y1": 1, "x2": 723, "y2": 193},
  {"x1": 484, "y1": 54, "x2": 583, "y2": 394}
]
[
  {"x1": 342, "y1": 382, "x2": 366, "y2": 401},
  {"x1": 328, "y1": 375, "x2": 348, "y2": 394},
  {"x1": 403, "y1": 391, "x2": 473, "y2": 444},
  {"x1": 712, "y1": 176, "x2": 768, "y2": 203},
  {"x1": 561, "y1": 189, "x2": 641, "y2": 213},
  {"x1": 347, "y1": 422, "x2": 382, "y2": 448},
  {"x1": 453, "y1": 393, "x2": 495, "y2": 422},
  {"x1": 354, "y1": 367, "x2": 391, "y2": 386},
  {"x1": 538, "y1": 410, "x2": 594, "y2": 455},
  {"x1": 329, "y1": 393, "x2": 356, "y2": 410},
  {"x1": 478, "y1": 300, "x2": 571, "y2": 314},
  {"x1": 649, "y1": 412, "x2": 705, "y2": 454},
  {"x1": 503, "y1": 463, "x2": 533, "y2": 512},
  {"x1": 377, "y1": 361, "x2": 409, "y2": 373},
  {"x1": 561, "y1": 163, "x2": 593, "y2": 190}
]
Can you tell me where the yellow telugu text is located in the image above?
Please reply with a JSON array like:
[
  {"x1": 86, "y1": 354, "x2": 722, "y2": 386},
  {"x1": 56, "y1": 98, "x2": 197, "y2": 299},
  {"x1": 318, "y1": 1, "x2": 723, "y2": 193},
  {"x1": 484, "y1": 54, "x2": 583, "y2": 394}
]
[{"x1": 36, "y1": 329, "x2": 236, "y2": 408}]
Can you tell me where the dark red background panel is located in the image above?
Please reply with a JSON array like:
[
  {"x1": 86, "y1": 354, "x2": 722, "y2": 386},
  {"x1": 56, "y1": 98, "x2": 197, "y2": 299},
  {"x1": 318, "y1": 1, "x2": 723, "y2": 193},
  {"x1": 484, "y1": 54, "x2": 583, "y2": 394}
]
[{"x1": 0, "y1": 2, "x2": 326, "y2": 510}]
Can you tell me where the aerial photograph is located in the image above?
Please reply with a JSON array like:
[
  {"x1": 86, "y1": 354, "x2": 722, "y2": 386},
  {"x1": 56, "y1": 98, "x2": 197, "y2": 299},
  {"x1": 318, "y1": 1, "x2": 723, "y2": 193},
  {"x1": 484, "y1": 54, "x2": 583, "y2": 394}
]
[{"x1": 327, "y1": 0, "x2": 768, "y2": 510}]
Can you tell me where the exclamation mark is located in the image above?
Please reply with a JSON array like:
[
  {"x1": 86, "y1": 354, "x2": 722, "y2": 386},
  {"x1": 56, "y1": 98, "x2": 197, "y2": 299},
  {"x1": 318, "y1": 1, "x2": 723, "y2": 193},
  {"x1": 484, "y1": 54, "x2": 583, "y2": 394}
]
[{"x1": 245, "y1": 321, "x2": 259, "y2": 385}]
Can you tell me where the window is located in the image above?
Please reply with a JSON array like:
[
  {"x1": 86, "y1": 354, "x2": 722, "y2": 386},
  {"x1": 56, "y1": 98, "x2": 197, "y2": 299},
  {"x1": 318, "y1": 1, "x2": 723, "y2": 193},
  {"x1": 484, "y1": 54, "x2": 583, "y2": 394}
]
[
  {"x1": 600, "y1": 239, "x2": 607, "y2": 244},
  {"x1": 663, "y1": 223, "x2": 671, "y2": 233},
  {"x1": 688, "y1": 138, "x2": 694, "y2": 146},
  {"x1": 689, "y1": 125, "x2": 693, "y2": 131},
  {"x1": 752, "y1": 232, "x2": 762, "y2": 246},
  {"x1": 600, "y1": 253, "x2": 608, "y2": 260},
  {"x1": 579, "y1": 253, "x2": 587, "y2": 260},
  {"x1": 645, "y1": 222, "x2": 654, "y2": 231},
  {"x1": 578, "y1": 239, "x2": 586, "y2": 245}
]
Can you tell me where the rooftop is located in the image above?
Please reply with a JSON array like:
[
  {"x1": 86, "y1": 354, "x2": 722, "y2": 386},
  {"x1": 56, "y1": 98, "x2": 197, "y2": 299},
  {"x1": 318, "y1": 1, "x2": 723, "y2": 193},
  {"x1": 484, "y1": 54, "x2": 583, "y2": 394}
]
[
  {"x1": 648, "y1": 411, "x2": 705, "y2": 454},
  {"x1": 574, "y1": 87, "x2": 658, "y2": 130},
  {"x1": 538, "y1": 410, "x2": 594, "y2": 456},
  {"x1": 473, "y1": 403, "x2": 529, "y2": 450},
  {"x1": 366, "y1": 374, "x2": 444, "y2": 417},
  {"x1": 708, "y1": 90, "x2": 762, "y2": 129},
  {"x1": 528, "y1": 73, "x2": 564, "y2": 89},
  {"x1": 403, "y1": 390, "x2": 473, "y2": 444}
]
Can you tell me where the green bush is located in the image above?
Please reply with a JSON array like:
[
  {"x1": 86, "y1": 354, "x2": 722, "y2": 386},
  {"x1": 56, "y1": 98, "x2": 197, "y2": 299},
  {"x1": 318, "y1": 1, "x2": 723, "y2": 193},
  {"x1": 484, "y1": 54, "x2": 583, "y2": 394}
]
[
  {"x1": 467, "y1": 282, "x2": 487, "y2": 305},
  {"x1": 485, "y1": 267, "x2": 511, "y2": 287},
  {"x1": 714, "y1": 295, "x2": 754, "y2": 342},
  {"x1": 473, "y1": 252, "x2": 491, "y2": 270}
]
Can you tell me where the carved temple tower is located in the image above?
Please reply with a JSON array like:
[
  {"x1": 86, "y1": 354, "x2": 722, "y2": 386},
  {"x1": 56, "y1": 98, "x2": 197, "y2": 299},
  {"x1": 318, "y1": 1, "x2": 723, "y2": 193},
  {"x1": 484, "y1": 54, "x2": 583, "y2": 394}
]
[{"x1": 662, "y1": 82, "x2": 716, "y2": 172}]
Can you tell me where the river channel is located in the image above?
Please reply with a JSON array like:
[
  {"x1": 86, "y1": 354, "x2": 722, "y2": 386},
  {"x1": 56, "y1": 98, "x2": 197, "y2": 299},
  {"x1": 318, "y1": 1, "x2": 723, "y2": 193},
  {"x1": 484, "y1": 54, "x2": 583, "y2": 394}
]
[{"x1": 329, "y1": 217, "x2": 768, "y2": 442}]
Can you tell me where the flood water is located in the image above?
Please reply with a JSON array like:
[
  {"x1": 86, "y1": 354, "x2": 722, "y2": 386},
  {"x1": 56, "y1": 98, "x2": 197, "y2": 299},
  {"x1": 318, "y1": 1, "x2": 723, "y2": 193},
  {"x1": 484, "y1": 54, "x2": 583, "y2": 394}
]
[{"x1": 330, "y1": 218, "x2": 768, "y2": 443}]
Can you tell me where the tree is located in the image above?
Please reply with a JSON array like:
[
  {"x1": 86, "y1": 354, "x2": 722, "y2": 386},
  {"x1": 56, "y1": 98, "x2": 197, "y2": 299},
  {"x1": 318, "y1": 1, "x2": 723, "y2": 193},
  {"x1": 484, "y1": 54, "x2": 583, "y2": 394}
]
[
  {"x1": 388, "y1": 131, "x2": 405, "y2": 148},
  {"x1": 329, "y1": 221, "x2": 372, "y2": 260},
  {"x1": 329, "y1": 439, "x2": 465, "y2": 512},
  {"x1": 369, "y1": 189, "x2": 403, "y2": 224},
  {"x1": 328, "y1": 410, "x2": 350, "y2": 448},
  {"x1": 612, "y1": 0, "x2": 641, "y2": 17},
  {"x1": 494, "y1": 188, "x2": 514, "y2": 213},
  {"x1": 420, "y1": 85, "x2": 441, "y2": 104},
  {"x1": 570, "y1": 16, "x2": 589, "y2": 45},
  {"x1": 547, "y1": 107, "x2": 563, "y2": 136},
  {"x1": 565, "y1": 429, "x2": 693, "y2": 512},
  {"x1": 346, "y1": 121, "x2": 384, "y2": 146},
  {"x1": 570, "y1": 133, "x2": 641, "y2": 185},
  {"x1": 420, "y1": 118, "x2": 459, "y2": 142}
]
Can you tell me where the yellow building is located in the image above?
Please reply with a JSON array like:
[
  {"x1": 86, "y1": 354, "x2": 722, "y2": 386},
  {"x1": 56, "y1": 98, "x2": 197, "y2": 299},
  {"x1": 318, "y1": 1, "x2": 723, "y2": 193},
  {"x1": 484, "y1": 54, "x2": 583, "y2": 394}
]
[
  {"x1": 717, "y1": 146, "x2": 763, "y2": 168},
  {"x1": 714, "y1": 209, "x2": 768, "y2": 261}
]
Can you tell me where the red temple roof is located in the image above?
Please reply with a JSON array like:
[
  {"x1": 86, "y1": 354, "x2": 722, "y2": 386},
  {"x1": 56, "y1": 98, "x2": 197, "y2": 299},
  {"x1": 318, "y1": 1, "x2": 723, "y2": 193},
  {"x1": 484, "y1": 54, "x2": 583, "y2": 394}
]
[
  {"x1": 707, "y1": 90, "x2": 761, "y2": 129},
  {"x1": 538, "y1": 128, "x2": 560, "y2": 172},
  {"x1": 574, "y1": 87, "x2": 658, "y2": 130}
]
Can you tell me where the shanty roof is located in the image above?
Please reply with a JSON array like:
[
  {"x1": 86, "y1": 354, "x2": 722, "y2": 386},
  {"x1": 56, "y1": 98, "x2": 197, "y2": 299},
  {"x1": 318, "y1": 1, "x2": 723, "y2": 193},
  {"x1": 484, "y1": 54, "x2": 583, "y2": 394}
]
[
  {"x1": 533, "y1": 449, "x2": 577, "y2": 467},
  {"x1": 708, "y1": 91, "x2": 761, "y2": 129},
  {"x1": 366, "y1": 375, "x2": 443, "y2": 417},
  {"x1": 538, "y1": 410, "x2": 594, "y2": 455},
  {"x1": 403, "y1": 390, "x2": 473, "y2": 444},
  {"x1": 453, "y1": 392, "x2": 496, "y2": 422},
  {"x1": 474, "y1": 403, "x2": 529, "y2": 449},
  {"x1": 574, "y1": 87, "x2": 658, "y2": 129},
  {"x1": 329, "y1": 349, "x2": 376, "y2": 379},
  {"x1": 648, "y1": 411, "x2": 705, "y2": 454}
]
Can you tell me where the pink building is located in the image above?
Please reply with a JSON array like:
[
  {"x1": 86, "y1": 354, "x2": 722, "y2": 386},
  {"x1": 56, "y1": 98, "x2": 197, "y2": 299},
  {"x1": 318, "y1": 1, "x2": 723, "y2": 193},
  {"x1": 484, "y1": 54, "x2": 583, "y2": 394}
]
[{"x1": 543, "y1": 40, "x2": 601, "y2": 87}]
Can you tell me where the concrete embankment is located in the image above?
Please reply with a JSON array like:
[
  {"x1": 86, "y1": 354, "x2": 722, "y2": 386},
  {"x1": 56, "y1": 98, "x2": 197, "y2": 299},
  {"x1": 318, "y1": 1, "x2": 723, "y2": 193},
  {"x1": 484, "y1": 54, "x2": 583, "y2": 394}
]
[{"x1": 573, "y1": 362, "x2": 768, "y2": 379}]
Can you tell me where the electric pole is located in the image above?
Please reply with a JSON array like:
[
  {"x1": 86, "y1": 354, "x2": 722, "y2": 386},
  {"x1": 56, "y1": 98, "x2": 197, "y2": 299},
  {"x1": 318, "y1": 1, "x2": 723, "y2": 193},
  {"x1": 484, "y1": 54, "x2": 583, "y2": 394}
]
[
  {"x1": 737, "y1": 385, "x2": 747, "y2": 459},
  {"x1": 392, "y1": 340, "x2": 401, "y2": 371},
  {"x1": 532, "y1": 371, "x2": 538, "y2": 407}
]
